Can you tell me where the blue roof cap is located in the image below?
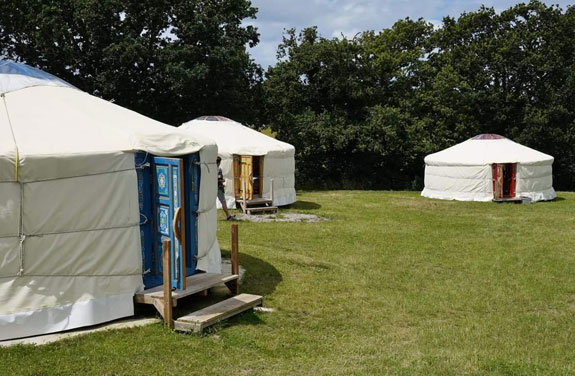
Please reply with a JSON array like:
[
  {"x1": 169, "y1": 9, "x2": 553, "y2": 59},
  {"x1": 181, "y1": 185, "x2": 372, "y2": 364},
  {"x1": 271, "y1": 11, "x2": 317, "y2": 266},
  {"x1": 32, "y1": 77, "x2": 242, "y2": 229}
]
[{"x1": 0, "y1": 60, "x2": 74, "y2": 94}]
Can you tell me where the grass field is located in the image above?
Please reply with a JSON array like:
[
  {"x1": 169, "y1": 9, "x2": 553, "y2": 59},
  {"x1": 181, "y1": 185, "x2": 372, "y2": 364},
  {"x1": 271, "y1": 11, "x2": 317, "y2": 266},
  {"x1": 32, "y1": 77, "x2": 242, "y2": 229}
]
[{"x1": 1, "y1": 191, "x2": 575, "y2": 375}]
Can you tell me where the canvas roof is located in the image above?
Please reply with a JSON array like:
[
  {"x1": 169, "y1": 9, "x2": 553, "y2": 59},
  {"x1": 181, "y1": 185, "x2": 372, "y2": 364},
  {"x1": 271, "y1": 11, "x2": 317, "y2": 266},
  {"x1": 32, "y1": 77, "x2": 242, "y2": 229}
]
[
  {"x1": 180, "y1": 117, "x2": 294, "y2": 156},
  {"x1": 425, "y1": 134, "x2": 554, "y2": 166},
  {"x1": 0, "y1": 60, "x2": 215, "y2": 182}
]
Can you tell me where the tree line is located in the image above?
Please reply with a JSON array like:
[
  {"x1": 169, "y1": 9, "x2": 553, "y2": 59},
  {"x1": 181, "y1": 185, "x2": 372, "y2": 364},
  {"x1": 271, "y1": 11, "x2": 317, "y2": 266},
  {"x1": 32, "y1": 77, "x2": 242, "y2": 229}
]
[{"x1": 1, "y1": 1, "x2": 574, "y2": 190}]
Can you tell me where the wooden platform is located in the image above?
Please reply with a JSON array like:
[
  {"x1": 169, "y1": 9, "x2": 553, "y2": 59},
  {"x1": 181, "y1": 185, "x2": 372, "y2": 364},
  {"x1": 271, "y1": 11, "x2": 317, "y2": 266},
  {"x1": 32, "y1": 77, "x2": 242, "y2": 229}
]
[
  {"x1": 493, "y1": 197, "x2": 523, "y2": 203},
  {"x1": 136, "y1": 225, "x2": 263, "y2": 333},
  {"x1": 135, "y1": 272, "x2": 239, "y2": 307},
  {"x1": 174, "y1": 294, "x2": 262, "y2": 333}
]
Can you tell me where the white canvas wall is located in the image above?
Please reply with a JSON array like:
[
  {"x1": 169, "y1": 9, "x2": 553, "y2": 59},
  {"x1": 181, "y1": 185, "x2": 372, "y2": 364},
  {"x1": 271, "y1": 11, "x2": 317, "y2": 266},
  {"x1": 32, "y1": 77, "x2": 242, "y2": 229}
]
[
  {"x1": 422, "y1": 162, "x2": 556, "y2": 202},
  {"x1": 422, "y1": 165, "x2": 493, "y2": 201},
  {"x1": 196, "y1": 145, "x2": 221, "y2": 273},
  {"x1": 0, "y1": 152, "x2": 143, "y2": 341}
]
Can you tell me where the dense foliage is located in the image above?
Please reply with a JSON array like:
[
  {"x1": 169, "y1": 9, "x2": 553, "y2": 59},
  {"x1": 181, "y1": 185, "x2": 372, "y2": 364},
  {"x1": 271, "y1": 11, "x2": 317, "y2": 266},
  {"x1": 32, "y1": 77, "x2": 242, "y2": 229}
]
[
  {"x1": 1, "y1": 1, "x2": 574, "y2": 190},
  {"x1": 0, "y1": 0, "x2": 262, "y2": 125},
  {"x1": 264, "y1": 1, "x2": 575, "y2": 190}
]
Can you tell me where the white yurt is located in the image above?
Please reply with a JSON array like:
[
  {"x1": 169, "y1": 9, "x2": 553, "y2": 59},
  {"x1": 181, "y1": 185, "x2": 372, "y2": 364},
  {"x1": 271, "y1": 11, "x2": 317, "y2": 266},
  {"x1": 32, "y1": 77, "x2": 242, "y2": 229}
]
[
  {"x1": 180, "y1": 116, "x2": 296, "y2": 208},
  {"x1": 421, "y1": 134, "x2": 556, "y2": 202},
  {"x1": 0, "y1": 61, "x2": 220, "y2": 341}
]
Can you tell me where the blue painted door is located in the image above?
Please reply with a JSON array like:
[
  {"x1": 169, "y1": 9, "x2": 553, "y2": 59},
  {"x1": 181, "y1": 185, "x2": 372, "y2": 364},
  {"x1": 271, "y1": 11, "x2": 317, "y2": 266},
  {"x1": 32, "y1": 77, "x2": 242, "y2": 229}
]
[
  {"x1": 136, "y1": 153, "x2": 202, "y2": 290},
  {"x1": 184, "y1": 154, "x2": 201, "y2": 275},
  {"x1": 152, "y1": 157, "x2": 186, "y2": 290},
  {"x1": 136, "y1": 153, "x2": 158, "y2": 288}
]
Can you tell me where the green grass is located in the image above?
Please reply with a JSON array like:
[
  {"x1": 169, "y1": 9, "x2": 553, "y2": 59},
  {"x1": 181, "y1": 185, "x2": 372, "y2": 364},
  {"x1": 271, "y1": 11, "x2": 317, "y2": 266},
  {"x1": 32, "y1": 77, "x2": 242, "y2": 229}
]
[{"x1": 2, "y1": 191, "x2": 575, "y2": 375}]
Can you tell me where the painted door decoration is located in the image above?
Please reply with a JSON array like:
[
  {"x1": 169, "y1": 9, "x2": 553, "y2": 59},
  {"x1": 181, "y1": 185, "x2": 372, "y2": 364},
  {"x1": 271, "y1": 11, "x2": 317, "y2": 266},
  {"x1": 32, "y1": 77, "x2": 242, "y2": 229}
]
[
  {"x1": 137, "y1": 153, "x2": 202, "y2": 290},
  {"x1": 153, "y1": 157, "x2": 186, "y2": 290},
  {"x1": 492, "y1": 163, "x2": 517, "y2": 199}
]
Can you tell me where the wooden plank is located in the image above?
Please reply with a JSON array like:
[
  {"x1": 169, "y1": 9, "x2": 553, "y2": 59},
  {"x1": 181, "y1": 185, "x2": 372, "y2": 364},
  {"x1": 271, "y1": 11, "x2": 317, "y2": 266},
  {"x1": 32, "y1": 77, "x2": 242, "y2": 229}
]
[
  {"x1": 226, "y1": 224, "x2": 240, "y2": 295},
  {"x1": 244, "y1": 198, "x2": 273, "y2": 206},
  {"x1": 175, "y1": 294, "x2": 262, "y2": 333},
  {"x1": 152, "y1": 298, "x2": 165, "y2": 319},
  {"x1": 162, "y1": 240, "x2": 173, "y2": 328},
  {"x1": 135, "y1": 273, "x2": 240, "y2": 304},
  {"x1": 231, "y1": 224, "x2": 239, "y2": 276}
]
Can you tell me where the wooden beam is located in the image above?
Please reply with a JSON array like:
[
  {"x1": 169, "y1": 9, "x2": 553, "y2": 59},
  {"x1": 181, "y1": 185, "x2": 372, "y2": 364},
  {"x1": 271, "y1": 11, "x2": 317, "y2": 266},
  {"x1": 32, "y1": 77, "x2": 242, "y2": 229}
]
[
  {"x1": 225, "y1": 224, "x2": 240, "y2": 295},
  {"x1": 152, "y1": 298, "x2": 165, "y2": 319},
  {"x1": 231, "y1": 224, "x2": 239, "y2": 276},
  {"x1": 162, "y1": 239, "x2": 173, "y2": 328}
]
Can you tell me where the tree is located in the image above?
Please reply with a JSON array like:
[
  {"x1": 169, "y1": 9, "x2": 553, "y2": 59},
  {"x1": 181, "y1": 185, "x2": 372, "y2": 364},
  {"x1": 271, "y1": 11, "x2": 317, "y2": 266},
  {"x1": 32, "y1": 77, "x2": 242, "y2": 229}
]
[
  {"x1": 264, "y1": 20, "x2": 433, "y2": 189},
  {"x1": 0, "y1": 0, "x2": 262, "y2": 125},
  {"x1": 264, "y1": 1, "x2": 575, "y2": 190}
]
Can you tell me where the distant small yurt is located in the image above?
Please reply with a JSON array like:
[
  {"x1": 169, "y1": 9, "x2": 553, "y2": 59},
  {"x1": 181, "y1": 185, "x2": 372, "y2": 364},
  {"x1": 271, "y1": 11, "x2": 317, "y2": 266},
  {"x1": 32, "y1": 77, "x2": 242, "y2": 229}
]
[
  {"x1": 0, "y1": 61, "x2": 220, "y2": 341},
  {"x1": 180, "y1": 116, "x2": 296, "y2": 208},
  {"x1": 422, "y1": 134, "x2": 556, "y2": 202}
]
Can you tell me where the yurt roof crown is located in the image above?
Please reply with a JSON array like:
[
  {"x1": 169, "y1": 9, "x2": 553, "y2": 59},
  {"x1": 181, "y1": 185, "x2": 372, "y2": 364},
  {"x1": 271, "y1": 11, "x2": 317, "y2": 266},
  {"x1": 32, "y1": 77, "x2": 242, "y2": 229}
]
[{"x1": 0, "y1": 60, "x2": 74, "y2": 94}]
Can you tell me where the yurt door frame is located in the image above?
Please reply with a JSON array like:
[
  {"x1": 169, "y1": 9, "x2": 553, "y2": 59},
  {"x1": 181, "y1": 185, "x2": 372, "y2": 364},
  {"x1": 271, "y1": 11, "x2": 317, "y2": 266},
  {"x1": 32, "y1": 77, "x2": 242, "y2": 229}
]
[
  {"x1": 136, "y1": 153, "x2": 200, "y2": 290},
  {"x1": 492, "y1": 163, "x2": 517, "y2": 199},
  {"x1": 233, "y1": 155, "x2": 263, "y2": 200}
]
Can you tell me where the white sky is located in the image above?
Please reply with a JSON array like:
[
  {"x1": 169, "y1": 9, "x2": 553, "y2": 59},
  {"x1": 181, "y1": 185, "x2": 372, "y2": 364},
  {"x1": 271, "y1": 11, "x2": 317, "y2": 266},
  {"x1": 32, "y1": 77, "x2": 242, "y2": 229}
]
[{"x1": 247, "y1": 0, "x2": 574, "y2": 69}]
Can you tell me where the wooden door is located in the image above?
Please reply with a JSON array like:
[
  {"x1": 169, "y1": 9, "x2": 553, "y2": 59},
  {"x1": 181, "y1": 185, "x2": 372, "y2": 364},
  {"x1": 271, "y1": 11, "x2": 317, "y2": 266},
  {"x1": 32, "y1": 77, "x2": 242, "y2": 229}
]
[
  {"x1": 492, "y1": 163, "x2": 517, "y2": 199},
  {"x1": 233, "y1": 155, "x2": 241, "y2": 199},
  {"x1": 504, "y1": 163, "x2": 517, "y2": 198},
  {"x1": 240, "y1": 155, "x2": 254, "y2": 200},
  {"x1": 492, "y1": 164, "x2": 503, "y2": 199}
]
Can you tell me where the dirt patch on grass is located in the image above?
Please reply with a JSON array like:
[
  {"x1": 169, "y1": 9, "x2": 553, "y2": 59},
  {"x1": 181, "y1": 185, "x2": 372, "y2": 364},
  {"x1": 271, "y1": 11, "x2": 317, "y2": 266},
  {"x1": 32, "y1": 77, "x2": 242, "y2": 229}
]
[{"x1": 235, "y1": 213, "x2": 329, "y2": 223}]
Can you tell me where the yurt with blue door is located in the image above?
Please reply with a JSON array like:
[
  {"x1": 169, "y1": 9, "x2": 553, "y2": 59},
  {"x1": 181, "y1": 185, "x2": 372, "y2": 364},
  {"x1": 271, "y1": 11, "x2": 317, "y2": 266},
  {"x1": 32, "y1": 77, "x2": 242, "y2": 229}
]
[{"x1": 0, "y1": 61, "x2": 220, "y2": 341}]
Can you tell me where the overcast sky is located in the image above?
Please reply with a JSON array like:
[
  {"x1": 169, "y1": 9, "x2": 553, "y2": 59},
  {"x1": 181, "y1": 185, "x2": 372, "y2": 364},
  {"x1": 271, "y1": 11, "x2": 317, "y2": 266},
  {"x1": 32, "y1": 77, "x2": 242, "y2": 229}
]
[{"x1": 247, "y1": 0, "x2": 573, "y2": 69}]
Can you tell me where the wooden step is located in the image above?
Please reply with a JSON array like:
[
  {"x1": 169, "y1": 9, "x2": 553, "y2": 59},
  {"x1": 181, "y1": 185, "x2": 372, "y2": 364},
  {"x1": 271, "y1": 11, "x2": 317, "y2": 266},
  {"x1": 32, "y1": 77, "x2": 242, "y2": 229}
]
[
  {"x1": 174, "y1": 293, "x2": 263, "y2": 333},
  {"x1": 135, "y1": 272, "x2": 239, "y2": 306},
  {"x1": 493, "y1": 197, "x2": 523, "y2": 203},
  {"x1": 246, "y1": 206, "x2": 278, "y2": 214},
  {"x1": 244, "y1": 198, "x2": 273, "y2": 206}
]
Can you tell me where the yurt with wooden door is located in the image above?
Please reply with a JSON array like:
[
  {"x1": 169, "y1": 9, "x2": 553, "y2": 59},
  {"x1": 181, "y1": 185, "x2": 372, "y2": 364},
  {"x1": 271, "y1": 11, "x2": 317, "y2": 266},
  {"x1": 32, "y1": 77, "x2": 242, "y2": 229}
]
[
  {"x1": 421, "y1": 134, "x2": 556, "y2": 202},
  {"x1": 0, "y1": 61, "x2": 220, "y2": 341},
  {"x1": 180, "y1": 116, "x2": 296, "y2": 209}
]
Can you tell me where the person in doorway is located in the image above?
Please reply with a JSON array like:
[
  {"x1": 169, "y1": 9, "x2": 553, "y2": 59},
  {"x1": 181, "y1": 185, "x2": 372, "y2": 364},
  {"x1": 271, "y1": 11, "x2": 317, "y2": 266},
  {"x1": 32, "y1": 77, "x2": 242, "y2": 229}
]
[{"x1": 217, "y1": 157, "x2": 235, "y2": 220}]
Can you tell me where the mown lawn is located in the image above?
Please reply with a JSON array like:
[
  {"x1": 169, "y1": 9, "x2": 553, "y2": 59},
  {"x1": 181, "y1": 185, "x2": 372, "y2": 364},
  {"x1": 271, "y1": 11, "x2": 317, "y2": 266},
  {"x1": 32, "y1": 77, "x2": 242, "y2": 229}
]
[{"x1": 1, "y1": 191, "x2": 575, "y2": 375}]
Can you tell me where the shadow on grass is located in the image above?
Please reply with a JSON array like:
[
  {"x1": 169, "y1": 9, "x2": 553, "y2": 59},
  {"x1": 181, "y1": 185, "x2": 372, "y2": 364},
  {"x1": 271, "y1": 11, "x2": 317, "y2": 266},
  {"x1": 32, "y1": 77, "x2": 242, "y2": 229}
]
[
  {"x1": 222, "y1": 250, "x2": 283, "y2": 296},
  {"x1": 552, "y1": 196, "x2": 566, "y2": 202},
  {"x1": 134, "y1": 252, "x2": 281, "y2": 332},
  {"x1": 286, "y1": 200, "x2": 322, "y2": 210}
]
